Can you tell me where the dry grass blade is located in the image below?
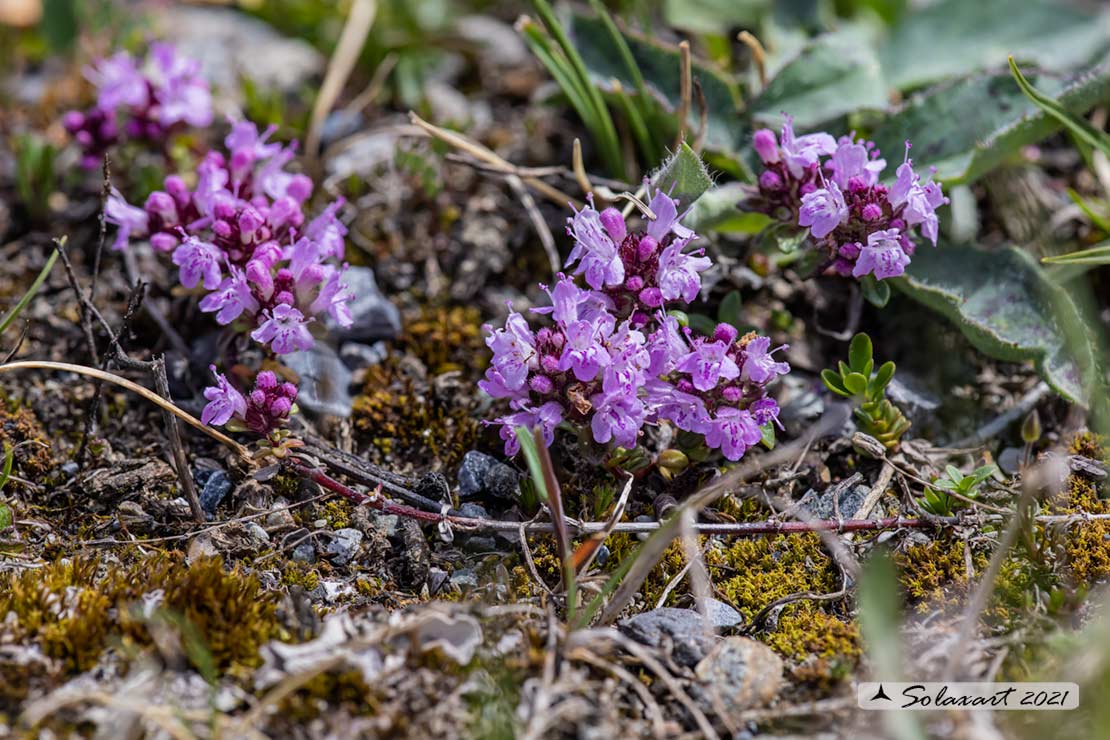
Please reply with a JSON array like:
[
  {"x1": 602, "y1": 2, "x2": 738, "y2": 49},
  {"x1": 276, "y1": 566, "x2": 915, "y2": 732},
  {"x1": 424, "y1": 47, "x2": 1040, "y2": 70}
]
[{"x1": 305, "y1": 0, "x2": 378, "y2": 161}]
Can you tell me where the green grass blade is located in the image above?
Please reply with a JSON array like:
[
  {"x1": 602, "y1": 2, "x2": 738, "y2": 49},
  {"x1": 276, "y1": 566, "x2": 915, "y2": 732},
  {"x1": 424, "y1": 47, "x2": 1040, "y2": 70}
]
[
  {"x1": 0, "y1": 443, "x2": 13, "y2": 495},
  {"x1": 1041, "y1": 240, "x2": 1110, "y2": 266},
  {"x1": 1009, "y1": 56, "x2": 1110, "y2": 159},
  {"x1": 0, "y1": 247, "x2": 59, "y2": 336},
  {"x1": 1066, "y1": 188, "x2": 1110, "y2": 233}
]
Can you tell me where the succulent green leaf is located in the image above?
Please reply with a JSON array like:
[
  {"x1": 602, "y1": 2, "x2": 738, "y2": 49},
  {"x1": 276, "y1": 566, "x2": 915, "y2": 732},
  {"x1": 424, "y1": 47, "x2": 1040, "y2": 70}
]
[
  {"x1": 848, "y1": 333, "x2": 873, "y2": 374},
  {"x1": 892, "y1": 244, "x2": 1097, "y2": 405},
  {"x1": 760, "y1": 422, "x2": 776, "y2": 450},
  {"x1": 870, "y1": 361, "x2": 896, "y2": 397},
  {"x1": 843, "y1": 372, "x2": 869, "y2": 396},
  {"x1": 821, "y1": 368, "x2": 850, "y2": 397}
]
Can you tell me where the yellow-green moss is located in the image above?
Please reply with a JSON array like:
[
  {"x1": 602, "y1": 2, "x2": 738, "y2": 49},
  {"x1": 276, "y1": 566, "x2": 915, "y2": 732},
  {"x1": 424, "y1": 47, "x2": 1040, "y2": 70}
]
[
  {"x1": 320, "y1": 499, "x2": 352, "y2": 529},
  {"x1": 352, "y1": 359, "x2": 480, "y2": 471},
  {"x1": 603, "y1": 532, "x2": 689, "y2": 608},
  {"x1": 896, "y1": 538, "x2": 985, "y2": 611},
  {"x1": 764, "y1": 607, "x2": 861, "y2": 683},
  {"x1": 402, "y1": 305, "x2": 486, "y2": 376},
  {"x1": 0, "y1": 554, "x2": 279, "y2": 674},
  {"x1": 0, "y1": 394, "x2": 54, "y2": 486},
  {"x1": 282, "y1": 562, "x2": 321, "y2": 591},
  {"x1": 707, "y1": 534, "x2": 839, "y2": 619}
]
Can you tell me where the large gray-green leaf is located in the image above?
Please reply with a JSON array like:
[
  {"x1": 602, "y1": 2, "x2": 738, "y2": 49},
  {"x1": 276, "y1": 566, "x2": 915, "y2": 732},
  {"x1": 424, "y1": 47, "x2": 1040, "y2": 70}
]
[
  {"x1": 893, "y1": 245, "x2": 1096, "y2": 404},
  {"x1": 652, "y1": 142, "x2": 714, "y2": 208},
  {"x1": 568, "y1": 13, "x2": 744, "y2": 158},
  {"x1": 749, "y1": 29, "x2": 887, "y2": 129},
  {"x1": 869, "y1": 61, "x2": 1110, "y2": 184},
  {"x1": 879, "y1": 0, "x2": 1110, "y2": 92}
]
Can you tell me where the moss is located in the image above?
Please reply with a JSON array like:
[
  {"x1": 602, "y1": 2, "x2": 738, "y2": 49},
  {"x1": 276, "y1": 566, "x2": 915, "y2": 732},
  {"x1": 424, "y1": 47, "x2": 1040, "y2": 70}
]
[
  {"x1": 352, "y1": 359, "x2": 480, "y2": 471},
  {"x1": 1051, "y1": 435, "x2": 1110, "y2": 585},
  {"x1": 0, "y1": 393, "x2": 54, "y2": 487},
  {"x1": 1068, "y1": 431, "x2": 1107, "y2": 461},
  {"x1": 277, "y1": 669, "x2": 375, "y2": 723},
  {"x1": 603, "y1": 532, "x2": 689, "y2": 608},
  {"x1": 319, "y1": 499, "x2": 352, "y2": 529},
  {"x1": 765, "y1": 607, "x2": 861, "y2": 683},
  {"x1": 0, "y1": 554, "x2": 279, "y2": 675},
  {"x1": 896, "y1": 538, "x2": 985, "y2": 611},
  {"x1": 707, "y1": 534, "x2": 839, "y2": 620},
  {"x1": 282, "y1": 562, "x2": 321, "y2": 591},
  {"x1": 402, "y1": 304, "x2": 486, "y2": 376}
]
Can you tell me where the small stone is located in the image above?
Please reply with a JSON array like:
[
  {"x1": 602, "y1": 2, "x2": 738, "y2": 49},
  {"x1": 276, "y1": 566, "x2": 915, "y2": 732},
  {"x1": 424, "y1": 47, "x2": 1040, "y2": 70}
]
[
  {"x1": 61, "y1": 461, "x2": 78, "y2": 477},
  {"x1": 457, "y1": 451, "x2": 520, "y2": 501},
  {"x1": 802, "y1": 474, "x2": 868, "y2": 520},
  {"x1": 372, "y1": 513, "x2": 400, "y2": 539},
  {"x1": 886, "y1": 375, "x2": 940, "y2": 424},
  {"x1": 291, "y1": 542, "x2": 316, "y2": 564},
  {"x1": 1069, "y1": 455, "x2": 1108, "y2": 480},
  {"x1": 265, "y1": 509, "x2": 296, "y2": 529},
  {"x1": 464, "y1": 536, "x2": 498, "y2": 553},
  {"x1": 458, "y1": 502, "x2": 490, "y2": 520},
  {"x1": 284, "y1": 343, "x2": 353, "y2": 418},
  {"x1": 326, "y1": 528, "x2": 364, "y2": 566},
  {"x1": 328, "y1": 266, "x2": 401, "y2": 343},
  {"x1": 340, "y1": 341, "x2": 389, "y2": 370},
  {"x1": 999, "y1": 447, "x2": 1024, "y2": 476},
  {"x1": 450, "y1": 568, "x2": 479, "y2": 590},
  {"x1": 700, "y1": 598, "x2": 744, "y2": 628},
  {"x1": 245, "y1": 522, "x2": 270, "y2": 544},
  {"x1": 619, "y1": 608, "x2": 717, "y2": 667},
  {"x1": 197, "y1": 469, "x2": 232, "y2": 516},
  {"x1": 695, "y1": 637, "x2": 783, "y2": 713},
  {"x1": 313, "y1": 519, "x2": 328, "y2": 529},
  {"x1": 595, "y1": 544, "x2": 610, "y2": 567},
  {"x1": 427, "y1": 567, "x2": 450, "y2": 595}
]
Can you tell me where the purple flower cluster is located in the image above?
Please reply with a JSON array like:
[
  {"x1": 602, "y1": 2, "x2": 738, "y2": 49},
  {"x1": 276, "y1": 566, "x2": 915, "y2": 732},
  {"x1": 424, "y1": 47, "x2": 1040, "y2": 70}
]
[
  {"x1": 481, "y1": 189, "x2": 789, "y2": 461},
  {"x1": 201, "y1": 367, "x2": 298, "y2": 434},
  {"x1": 107, "y1": 121, "x2": 353, "y2": 356},
  {"x1": 750, "y1": 115, "x2": 948, "y2": 280},
  {"x1": 63, "y1": 43, "x2": 213, "y2": 168}
]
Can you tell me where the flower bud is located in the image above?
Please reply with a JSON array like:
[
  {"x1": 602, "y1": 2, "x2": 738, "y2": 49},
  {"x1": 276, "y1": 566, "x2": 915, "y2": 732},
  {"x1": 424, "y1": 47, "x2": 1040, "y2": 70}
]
[
  {"x1": 540, "y1": 354, "x2": 561, "y2": 375},
  {"x1": 269, "y1": 397, "x2": 292, "y2": 417},
  {"x1": 838, "y1": 242, "x2": 861, "y2": 259},
  {"x1": 753, "y1": 129, "x2": 779, "y2": 164},
  {"x1": 639, "y1": 287, "x2": 664, "y2": 308},
  {"x1": 636, "y1": 236, "x2": 658, "y2": 261},
  {"x1": 713, "y1": 323, "x2": 739, "y2": 345},
  {"x1": 720, "y1": 386, "x2": 743, "y2": 403},
  {"x1": 861, "y1": 203, "x2": 883, "y2": 222},
  {"x1": 250, "y1": 389, "x2": 266, "y2": 406},
  {"x1": 280, "y1": 382, "x2": 298, "y2": 400},
  {"x1": 62, "y1": 110, "x2": 85, "y2": 132},
  {"x1": 287, "y1": 174, "x2": 314, "y2": 202},
  {"x1": 212, "y1": 220, "x2": 232, "y2": 239},
  {"x1": 599, "y1": 207, "x2": 627, "y2": 243},
  {"x1": 529, "y1": 374, "x2": 554, "y2": 394},
  {"x1": 758, "y1": 170, "x2": 784, "y2": 191},
  {"x1": 625, "y1": 275, "x2": 644, "y2": 292},
  {"x1": 1021, "y1": 408, "x2": 1041, "y2": 444},
  {"x1": 145, "y1": 191, "x2": 178, "y2": 223},
  {"x1": 255, "y1": 371, "x2": 278, "y2": 390},
  {"x1": 150, "y1": 232, "x2": 178, "y2": 253}
]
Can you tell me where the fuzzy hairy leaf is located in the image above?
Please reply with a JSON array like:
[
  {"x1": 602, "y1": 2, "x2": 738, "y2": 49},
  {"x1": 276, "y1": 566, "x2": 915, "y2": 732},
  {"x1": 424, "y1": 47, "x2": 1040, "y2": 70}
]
[
  {"x1": 652, "y1": 142, "x2": 714, "y2": 208},
  {"x1": 893, "y1": 245, "x2": 1098, "y2": 405},
  {"x1": 869, "y1": 61, "x2": 1110, "y2": 184},
  {"x1": 879, "y1": 0, "x2": 1110, "y2": 91}
]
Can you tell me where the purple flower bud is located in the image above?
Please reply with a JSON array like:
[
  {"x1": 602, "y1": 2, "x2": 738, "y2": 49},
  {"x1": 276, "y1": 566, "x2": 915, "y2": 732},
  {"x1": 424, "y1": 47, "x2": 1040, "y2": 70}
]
[
  {"x1": 150, "y1": 232, "x2": 178, "y2": 253},
  {"x1": 212, "y1": 220, "x2": 232, "y2": 239},
  {"x1": 676, "y1": 378, "x2": 695, "y2": 394},
  {"x1": 529, "y1": 375, "x2": 554, "y2": 394},
  {"x1": 753, "y1": 129, "x2": 779, "y2": 164},
  {"x1": 255, "y1": 371, "x2": 278, "y2": 390},
  {"x1": 250, "y1": 389, "x2": 266, "y2": 406},
  {"x1": 280, "y1": 382, "x2": 298, "y2": 399},
  {"x1": 636, "y1": 235, "x2": 659, "y2": 261},
  {"x1": 164, "y1": 175, "x2": 189, "y2": 205},
  {"x1": 721, "y1": 386, "x2": 743, "y2": 403},
  {"x1": 599, "y1": 208, "x2": 627, "y2": 243},
  {"x1": 286, "y1": 175, "x2": 314, "y2": 202},
  {"x1": 62, "y1": 110, "x2": 85, "y2": 132},
  {"x1": 714, "y1": 323, "x2": 738, "y2": 344},
  {"x1": 839, "y1": 242, "x2": 861, "y2": 259},
  {"x1": 625, "y1": 275, "x2": 644, "y2": 292},
  {"x1": 239, "y1": 207, "x2": 264, "y2": 239},
  {"x1": 275, "y1": 290, "x2": 295, "y2": 306},
  {"x1": 540, "y1": 354, "x2": 561, "y2": 375},
  {"x1": 758, "y1": 170, "x2": 784, "y2": 191},
  {"x1": 145, "y1": 191, "x2": 177, "y2": 222},
  {"x1": 269, "y1": 397, "x2": 292, "y2": 417},
  {"x1": 861, "y1": 203, "x2": 883, "y2": 222},
  {"x1": 639, "y1": 287, "x2": 664, "y2": 308}
]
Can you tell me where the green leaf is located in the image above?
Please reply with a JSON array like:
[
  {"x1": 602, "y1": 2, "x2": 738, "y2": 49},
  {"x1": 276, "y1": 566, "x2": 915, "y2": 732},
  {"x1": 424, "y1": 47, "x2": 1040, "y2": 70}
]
[
  {"x1": 870, "y1": 361, "x2": 896, "y2": 396},
  {"x1": 652, "y1": 142, "x2": 714, "y2": 208},
  {"x1": 1042, "y1": 241, "x2": 1110, "y2": 267},
  {"x1": 848, "y1": 333, "x2": 873, "y2": 374},
  {"x1": 568, "y1": 12, "x2": 745, "y2": 160},
  {"x1": 892, "y1": 245, "x2": 1098, "y2": 404},
  {"x1": 1066, "y1": 189, "x2": 1110, "y2": 233},
  {"x1": 945, "y1": 465, "x2": 963, "y2": 483},
  {"x1": 880, "y1": 0, "x2": 1110, "y2": 91},
  {"x1": 0, "y1": 504, "x2": 11, "y2": 531},
  {"x1": 0, "y1": 442, "x2": 12, "y2": 497},
  {"x1": 749, "y1": 30, "x2": 888, "y2": 130},
  {"x1": 1009, "y1": 57, "x2": 1110, "y2": 159},
  {"x1": 860, "y1": 276, "x2": 891, "y2": 308},
  {"x1": 686, "y1": 183, "x2": 772, "y2": 233},
  {"x1": 40, "y1": 0, "x2": 79, "y2": 53},
  {"x1": 870, "y1": 63, "x2": 1110, "y2": 184},
  {"x1": 760, "y1": 422, "x2": 776, "y2": 450},
  {"x1": 843, "y1": 372, "x2": 869, "y2": 396},
  {"x1": 821, "y1": 368, "x2": 850, "y2": 396},
  {"x1": 1, "y1": 247, "x2": 59, "y2": 337},
  {"x1": 717, "y1": 290, "x2": 743, "y2": 328}
]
